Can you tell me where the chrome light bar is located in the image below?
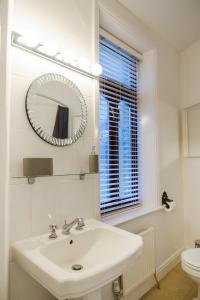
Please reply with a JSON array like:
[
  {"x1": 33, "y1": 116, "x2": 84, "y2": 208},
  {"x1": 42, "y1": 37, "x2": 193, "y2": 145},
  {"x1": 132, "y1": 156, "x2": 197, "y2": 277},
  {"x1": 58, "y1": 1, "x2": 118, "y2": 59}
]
[{"x1": 11, "y1": 31, "x2": 102, "y2": 79}]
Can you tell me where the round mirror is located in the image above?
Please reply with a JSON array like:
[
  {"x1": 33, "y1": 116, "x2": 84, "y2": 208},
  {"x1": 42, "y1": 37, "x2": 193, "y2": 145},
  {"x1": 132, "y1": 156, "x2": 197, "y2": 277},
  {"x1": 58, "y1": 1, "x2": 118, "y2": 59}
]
[{"x1": 26, "y1": 73, "x2": 87, "y2": 146}]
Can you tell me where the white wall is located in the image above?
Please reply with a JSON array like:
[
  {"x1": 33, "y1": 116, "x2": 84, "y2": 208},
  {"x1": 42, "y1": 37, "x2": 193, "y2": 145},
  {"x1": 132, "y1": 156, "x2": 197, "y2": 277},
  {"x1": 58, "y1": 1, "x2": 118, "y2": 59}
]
[
  {"x1": 10, "y1": 0, "x2": 99, "y2": 241},
  {"x1": 0, "y1": 0, "x2": 13, "y2": 299},
  {"x1": 9, "y1": 0, "x2": 184, "y2": 299},
  {"x1": 181, "y1": 39, "x2": 200, "y2": 247},
  {"x1": 10, "y1": 1, "x2": 99, "y2": 299}
]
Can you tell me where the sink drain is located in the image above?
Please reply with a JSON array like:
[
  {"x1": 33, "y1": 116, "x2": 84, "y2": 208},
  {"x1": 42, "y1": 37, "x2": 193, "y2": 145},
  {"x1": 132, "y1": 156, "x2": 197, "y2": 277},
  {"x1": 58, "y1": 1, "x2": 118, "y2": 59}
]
[{"x1": 71, "y1": 264, "x2": 83, "y2": 271}]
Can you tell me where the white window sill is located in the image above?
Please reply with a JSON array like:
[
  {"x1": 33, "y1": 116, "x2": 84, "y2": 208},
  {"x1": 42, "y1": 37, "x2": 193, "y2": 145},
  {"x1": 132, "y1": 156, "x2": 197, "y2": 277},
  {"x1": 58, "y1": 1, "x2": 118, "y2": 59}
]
[{"x1": 101, "y1": 206, "x2": 164, "y2": 226}]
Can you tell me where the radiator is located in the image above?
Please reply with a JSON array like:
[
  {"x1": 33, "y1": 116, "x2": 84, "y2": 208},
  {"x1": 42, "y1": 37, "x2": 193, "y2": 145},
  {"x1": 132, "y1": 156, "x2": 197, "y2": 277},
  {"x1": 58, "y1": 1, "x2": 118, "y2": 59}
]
[{"x1": 122, "y1": 227, "x2": 156, "y2": 296}]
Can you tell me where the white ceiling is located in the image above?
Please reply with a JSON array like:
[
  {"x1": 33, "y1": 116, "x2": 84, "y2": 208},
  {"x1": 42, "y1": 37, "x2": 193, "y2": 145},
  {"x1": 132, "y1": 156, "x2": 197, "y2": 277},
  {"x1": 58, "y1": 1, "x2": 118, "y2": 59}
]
[{"x1": 118, "y1": 0, "x2": 200, "y2": 51}]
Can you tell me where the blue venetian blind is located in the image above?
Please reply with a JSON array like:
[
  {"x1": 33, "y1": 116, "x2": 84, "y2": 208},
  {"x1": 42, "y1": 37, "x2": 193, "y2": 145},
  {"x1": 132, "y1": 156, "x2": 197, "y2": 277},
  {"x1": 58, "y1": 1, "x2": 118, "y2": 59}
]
[{"x1": 99, "y1": 35, "x2": 140, "y2": 214}]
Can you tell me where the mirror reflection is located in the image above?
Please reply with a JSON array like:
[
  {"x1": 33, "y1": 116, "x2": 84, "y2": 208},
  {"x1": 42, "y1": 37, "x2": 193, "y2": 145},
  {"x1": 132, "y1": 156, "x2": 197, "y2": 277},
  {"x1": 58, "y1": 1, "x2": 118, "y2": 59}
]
[{"x1": 26, "y1": 73, "x2": 87, "y2": 146}]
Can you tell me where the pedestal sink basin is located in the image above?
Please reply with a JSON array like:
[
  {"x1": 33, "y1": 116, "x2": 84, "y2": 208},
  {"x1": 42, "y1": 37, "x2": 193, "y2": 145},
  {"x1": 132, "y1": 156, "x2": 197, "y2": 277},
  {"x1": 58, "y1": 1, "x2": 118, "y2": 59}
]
[{"x1": 12, "y1": 219, "x2": 143, "y2": 299}]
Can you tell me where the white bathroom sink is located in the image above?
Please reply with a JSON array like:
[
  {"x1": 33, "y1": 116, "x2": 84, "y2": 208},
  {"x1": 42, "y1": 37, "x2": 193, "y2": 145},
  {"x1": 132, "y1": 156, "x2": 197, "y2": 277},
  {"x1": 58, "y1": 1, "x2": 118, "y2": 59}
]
[{"x1": 12, "y1": 219, "x2": 143, "y2": 299}]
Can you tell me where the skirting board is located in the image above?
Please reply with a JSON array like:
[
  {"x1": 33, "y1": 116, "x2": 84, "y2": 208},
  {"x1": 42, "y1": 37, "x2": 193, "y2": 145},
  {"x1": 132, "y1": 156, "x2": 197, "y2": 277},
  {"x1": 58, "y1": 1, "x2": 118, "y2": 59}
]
[{"x1": 124, "y1": 247, "x2": 184, "y2": 300}]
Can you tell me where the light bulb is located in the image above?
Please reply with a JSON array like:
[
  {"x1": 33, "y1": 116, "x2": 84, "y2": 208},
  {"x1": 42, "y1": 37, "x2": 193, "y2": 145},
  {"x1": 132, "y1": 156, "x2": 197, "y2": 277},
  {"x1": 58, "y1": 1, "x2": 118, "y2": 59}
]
[
  {"x1": 91, "y1": 63, "x2": 102, "y2": 76},
  {"x1": 78, "y1": 57, "x2": 90, "y2": 71},
  {"x1": 63, "y1": 50, "x2": 75, "y2": 64},
  {"x1": 55, "y1": 53, "x2": 63, "y2": 61},
  {"x1": 38, "y1": 41, "x2": 59, "y2": 56},
  {"x1": 17, "y1": 31, "x2": 39, "y2": 48}
]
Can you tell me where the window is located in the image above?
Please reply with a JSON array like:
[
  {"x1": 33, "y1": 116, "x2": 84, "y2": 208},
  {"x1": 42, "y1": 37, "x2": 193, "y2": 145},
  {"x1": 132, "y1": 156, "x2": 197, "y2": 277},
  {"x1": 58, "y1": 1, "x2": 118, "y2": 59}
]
[{"x1": 99, "y1": 33, "x2": 140, "y2": 215}]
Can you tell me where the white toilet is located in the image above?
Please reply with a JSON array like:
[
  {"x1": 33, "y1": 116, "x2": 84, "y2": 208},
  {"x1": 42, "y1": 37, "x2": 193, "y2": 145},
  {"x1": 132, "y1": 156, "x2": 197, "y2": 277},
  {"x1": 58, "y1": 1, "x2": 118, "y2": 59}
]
[{"x1": 181, "y1": 248, "x2": 200, "y2": 300}]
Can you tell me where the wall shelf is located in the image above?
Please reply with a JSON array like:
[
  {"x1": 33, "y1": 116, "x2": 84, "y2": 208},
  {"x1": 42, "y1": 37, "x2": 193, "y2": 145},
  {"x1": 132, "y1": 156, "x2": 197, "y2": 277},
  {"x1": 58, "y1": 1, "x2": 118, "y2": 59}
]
[{"x1": 12, "y1": 172, "x2": 98, "y2": 184}]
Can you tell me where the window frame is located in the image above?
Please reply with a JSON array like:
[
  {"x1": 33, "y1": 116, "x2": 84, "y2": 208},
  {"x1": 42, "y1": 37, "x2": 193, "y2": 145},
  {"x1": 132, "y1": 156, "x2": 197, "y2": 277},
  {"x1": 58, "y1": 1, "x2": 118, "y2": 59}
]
[
  {"x1": 99, "y1": 29, "x2": 143, "y2": 61},
  {"x1": 99, "y1": 29, "x2": 142, "y2": 215},
  {"x1": 94, "y1": 5, "x2": 160, "y2": 225}
]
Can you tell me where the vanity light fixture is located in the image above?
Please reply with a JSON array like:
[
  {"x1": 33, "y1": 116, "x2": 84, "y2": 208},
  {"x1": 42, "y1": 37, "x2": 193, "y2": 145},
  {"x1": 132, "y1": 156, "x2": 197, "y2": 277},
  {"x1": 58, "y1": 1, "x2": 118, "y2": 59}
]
[
  {"x1": 78, "y1": 57, "x2": 90, "y2": 71},
  {"x1": 63, "y1": 50, "x2": 76, "y2": 64},
  {"x1": 38, "y1": 41, "x2": 59, "y2": 56},
  {"x1": 17, "y1": 30, "x2": 39, "y2": 48},
  {"x1": 55, "y1": 52, "x2": 64, "y2": 61},
  {"x1": 11, "y1": 31, "x2": 103, "y2": 79},
  {"x1": 91, "y1": 63, "x2": 103, "y2": 76},
  {"x1": 56, "y1": 50, "x2": 76, "y2": 64}
]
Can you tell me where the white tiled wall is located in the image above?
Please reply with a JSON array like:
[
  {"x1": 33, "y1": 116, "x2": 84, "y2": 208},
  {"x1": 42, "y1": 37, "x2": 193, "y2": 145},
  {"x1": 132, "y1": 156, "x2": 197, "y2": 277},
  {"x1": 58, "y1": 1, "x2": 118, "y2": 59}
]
[
  {"x1": 10, "y1": 47, "x2": 99, "y2": 243},
  {"x1": 10, "y1": 0, "x2": 98, "y2": 246},
  {"x1": 10, "y1": 2, "x2": 99, "y2": 297}
]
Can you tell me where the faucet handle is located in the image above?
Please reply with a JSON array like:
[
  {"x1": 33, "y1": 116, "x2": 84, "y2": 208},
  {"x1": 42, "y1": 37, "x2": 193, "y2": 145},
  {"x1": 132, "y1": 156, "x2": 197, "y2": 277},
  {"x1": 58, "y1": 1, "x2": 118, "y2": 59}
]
[
  {"x1": 49, "y1": 223, "x2": 58, "y2": 239},
  {"x1": 48, "y1": 214, "x2": 58, "y2": 239},
  {"x1": 76, "y1": 218, "x2": 85, "y2": 230},
  {"x1": 49, "y1": 223, "x2": 57, "y2": 230}
]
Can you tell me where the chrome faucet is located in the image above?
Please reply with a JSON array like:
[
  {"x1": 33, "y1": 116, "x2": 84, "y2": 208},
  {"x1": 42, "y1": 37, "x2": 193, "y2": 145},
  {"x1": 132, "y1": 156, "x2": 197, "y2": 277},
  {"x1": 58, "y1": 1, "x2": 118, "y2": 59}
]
[{"x1": 62, "y1": 218, "x2": 85, "y2": 235}]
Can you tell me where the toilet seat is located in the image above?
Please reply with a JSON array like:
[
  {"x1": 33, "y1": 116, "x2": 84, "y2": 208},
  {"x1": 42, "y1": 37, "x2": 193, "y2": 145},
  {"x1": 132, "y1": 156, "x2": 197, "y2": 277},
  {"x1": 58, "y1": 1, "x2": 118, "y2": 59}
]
[
  {"x1": 182, "y1": 249, "x2": 200, "y2": 275},
  {"x1": 181, "y1": 249, "x2": 200, "y2": 300},
  {"x1": 182, "y1": 260, "x2": 200, "y2": 272},
  {"x1": 182, "y1": 249, "x2": 200, "y2": 269}
]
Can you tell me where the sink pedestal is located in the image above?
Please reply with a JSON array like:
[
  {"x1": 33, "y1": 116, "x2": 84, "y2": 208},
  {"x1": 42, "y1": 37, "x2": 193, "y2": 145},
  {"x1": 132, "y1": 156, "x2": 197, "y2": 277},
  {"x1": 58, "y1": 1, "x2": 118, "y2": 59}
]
[{"x1": 82, "y1": 289, "x2": 101, "y2": 300}]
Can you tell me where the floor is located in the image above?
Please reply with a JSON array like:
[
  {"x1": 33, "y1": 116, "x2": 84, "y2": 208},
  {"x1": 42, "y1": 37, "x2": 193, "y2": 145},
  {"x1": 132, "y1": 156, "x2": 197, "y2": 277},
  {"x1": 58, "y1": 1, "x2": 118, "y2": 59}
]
[{"x1": 140, "y1": 264, "x2": 197, "y2": 300}]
